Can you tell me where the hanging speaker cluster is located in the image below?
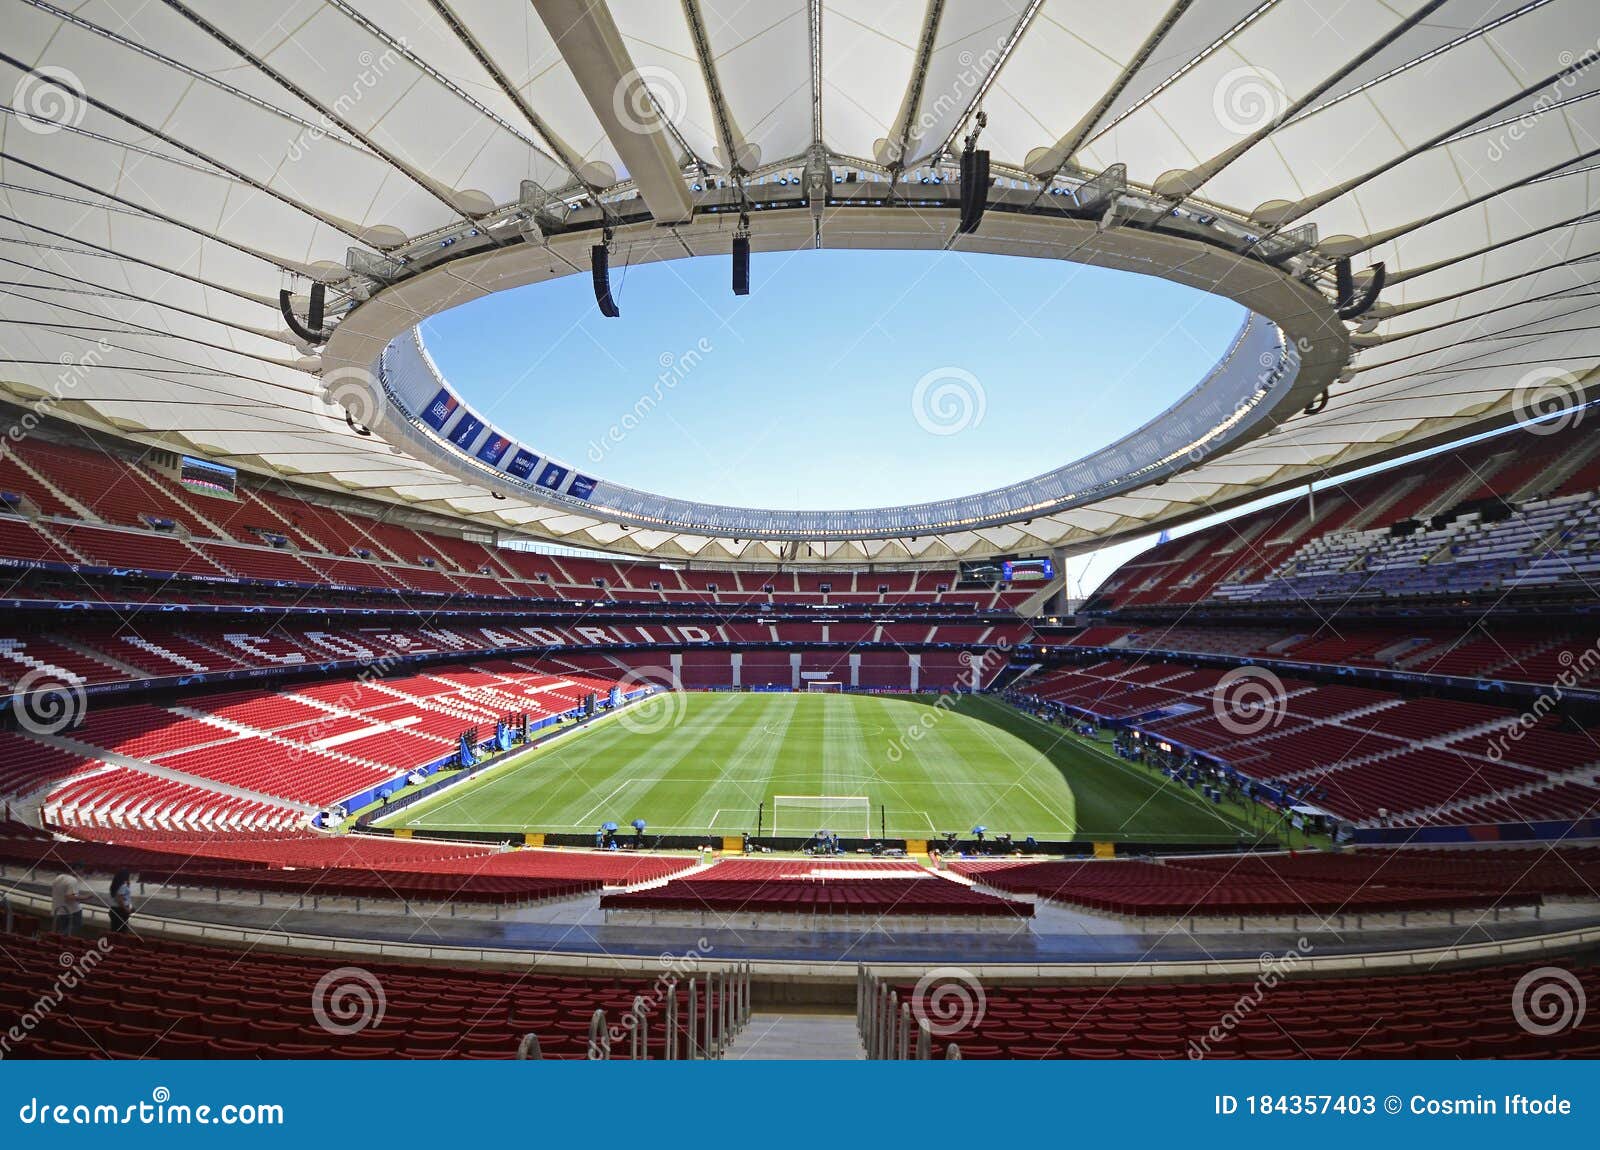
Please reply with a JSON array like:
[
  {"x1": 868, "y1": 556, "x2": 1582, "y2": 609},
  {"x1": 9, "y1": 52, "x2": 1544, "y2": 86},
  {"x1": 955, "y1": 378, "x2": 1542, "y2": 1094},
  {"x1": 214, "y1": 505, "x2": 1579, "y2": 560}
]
[
  {"x1": 279, "y1": 282, "x2": 328, "y2": 344},
  {"x1": 591, "y1": 243, "x2": 620, "y2": 318},
  {"x1": 732, "y1": 217, "x2": 751, "y2": 296},
  {"x1": 732, "y1": 235, "x2": 751, "y2": 296},
  {"x1": 957, "y1": 147, "x2": 990, "y2": 235},
  {"x1": 1334, "y1": 257, "x2": 1385, "y2": 320}
]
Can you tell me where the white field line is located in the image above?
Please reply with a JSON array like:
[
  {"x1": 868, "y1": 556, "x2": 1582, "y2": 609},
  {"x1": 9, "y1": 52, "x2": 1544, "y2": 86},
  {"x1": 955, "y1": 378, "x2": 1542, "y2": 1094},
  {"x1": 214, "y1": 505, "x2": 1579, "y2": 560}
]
[
  {"x1": 998, "y1": 701, "x2": 1246, "y2": 834},
  {"x1": 575, "y1": 779, "x2": 639, "y2": 825}
]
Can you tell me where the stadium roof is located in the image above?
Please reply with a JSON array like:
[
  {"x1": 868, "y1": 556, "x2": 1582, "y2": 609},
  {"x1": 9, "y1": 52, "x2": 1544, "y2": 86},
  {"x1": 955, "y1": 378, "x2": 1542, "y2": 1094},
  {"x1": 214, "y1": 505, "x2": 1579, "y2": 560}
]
[{"x1": 1, "y1": 0, "x2": 1597, "y2": 565}]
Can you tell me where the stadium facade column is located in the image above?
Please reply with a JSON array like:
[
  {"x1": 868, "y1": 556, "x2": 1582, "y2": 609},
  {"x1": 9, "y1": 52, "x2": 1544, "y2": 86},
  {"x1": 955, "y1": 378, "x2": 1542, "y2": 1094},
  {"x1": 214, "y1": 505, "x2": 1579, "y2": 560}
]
[
  {"x1": 788, "y1": 653, "x2": 801, "y2": 691},
  {"x1": 731, "y1": 651, "x2": 742, "y2": 689},
  {"x1": 849, "y1": 652, "x2": 861, "y2": 688},
  {"x1": 1049, "y1": 547, "x2": 1069, "y2": 615},
  {"x1": 909, "y1": 653, "x2": 921, "y2": 692}
]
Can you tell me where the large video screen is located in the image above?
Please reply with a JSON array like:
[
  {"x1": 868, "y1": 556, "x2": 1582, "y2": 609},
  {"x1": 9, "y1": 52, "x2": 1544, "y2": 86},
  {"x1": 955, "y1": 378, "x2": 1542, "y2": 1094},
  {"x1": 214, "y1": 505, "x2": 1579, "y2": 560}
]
[
  {"x1": 960, "y1": 556, "x2": 1055, "y2": 583},
  {"x1": 1002, "y1": 557, "x2": 1055, "y2": 582}
]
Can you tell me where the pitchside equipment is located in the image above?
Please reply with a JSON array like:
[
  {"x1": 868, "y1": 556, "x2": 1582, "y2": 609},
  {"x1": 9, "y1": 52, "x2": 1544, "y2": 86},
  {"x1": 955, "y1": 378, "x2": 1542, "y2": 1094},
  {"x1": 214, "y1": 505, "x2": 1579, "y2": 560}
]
[{"x1": 771, "y1": 795, "x2": 871, "y2": 837}]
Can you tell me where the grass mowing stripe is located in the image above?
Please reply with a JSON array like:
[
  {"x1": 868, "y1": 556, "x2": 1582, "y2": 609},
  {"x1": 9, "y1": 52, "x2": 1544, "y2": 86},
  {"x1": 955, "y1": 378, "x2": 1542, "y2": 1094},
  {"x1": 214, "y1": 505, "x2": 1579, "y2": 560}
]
[
  {"x1": 969, "y1": 697, "x2": 1257, "y2": 842},
  {"x1": 385, "y1": 693, "x2": 1251, "y2": 841},
  {"x1": 674, "y1": 693, "x2": 781, "y2": 832},
  {"x1": 550, "y1": 694, "x2": 731, "y2": 829},
  {"x1": 946, "y1": 700, "x2": 1077, "y2": 836}
]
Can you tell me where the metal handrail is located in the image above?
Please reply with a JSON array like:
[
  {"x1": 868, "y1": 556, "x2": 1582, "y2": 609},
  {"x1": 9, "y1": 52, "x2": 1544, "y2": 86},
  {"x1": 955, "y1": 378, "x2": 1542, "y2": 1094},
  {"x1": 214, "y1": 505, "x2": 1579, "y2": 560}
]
[
  {"x1": 586, "y1": 1007, "x2": 610, "y2": 1060},
  {"x1": 630, "y1": 995, "x2": 648, "y2": 1061}
]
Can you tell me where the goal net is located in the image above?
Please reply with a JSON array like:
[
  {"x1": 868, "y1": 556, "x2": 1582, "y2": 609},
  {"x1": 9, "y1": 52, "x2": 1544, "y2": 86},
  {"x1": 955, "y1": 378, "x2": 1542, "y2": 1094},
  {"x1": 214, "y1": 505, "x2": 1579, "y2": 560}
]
[
  {"x1": 805, "y1": 681, "x2": 844, "y2": 693},
  {"x1": 771, "y1": 795, "x2": 872, "y2": 837}
]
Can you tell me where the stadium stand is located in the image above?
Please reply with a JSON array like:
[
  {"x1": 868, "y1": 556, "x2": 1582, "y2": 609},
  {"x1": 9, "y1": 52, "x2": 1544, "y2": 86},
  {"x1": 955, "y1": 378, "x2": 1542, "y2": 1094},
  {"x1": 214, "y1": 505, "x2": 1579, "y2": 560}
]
[
  {"x1": 0, "y1": 824, "x2": 695, "y2": 904},
  {"x1": 871, "y1": 962, "x2": 1600, "y2": 1059},
  {"x1": 0, "y1": 421, "x2": 1593, "y2": 984},
  {"x1": 1021, "y1": 422, "x2": 1600, "y2": 834},
  {"x1": 955, "y1": 848, "x2": 1600, "y2": 916},
  {"x1": 601, "y1": 860, "x2": 1031, "y2": 921},
  {"x1": 1, "y1": 931, "x2": 738, "y2": 1059},
  {"x1": 1086, "y1": 422, "x2": 1600, "y2": 612},
  {"x1": 0, "y1": 433, "x2": 1001, "y2": 612},
  {"x1": 1012, "y1": 658, "x2": 1599, "y2": 827}
]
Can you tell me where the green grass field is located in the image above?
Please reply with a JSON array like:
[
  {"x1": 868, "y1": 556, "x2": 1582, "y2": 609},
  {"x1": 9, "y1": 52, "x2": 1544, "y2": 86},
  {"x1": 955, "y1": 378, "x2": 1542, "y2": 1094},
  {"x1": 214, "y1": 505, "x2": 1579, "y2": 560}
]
[{"x1": 378, "y1": 692, "x2": 1258, "y2": 843}]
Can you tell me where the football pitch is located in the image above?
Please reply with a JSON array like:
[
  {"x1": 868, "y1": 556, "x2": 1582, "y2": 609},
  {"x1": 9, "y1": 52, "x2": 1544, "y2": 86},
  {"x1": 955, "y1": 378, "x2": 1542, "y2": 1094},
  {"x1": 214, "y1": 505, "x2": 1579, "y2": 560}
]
[{"x1": 379, "y1": 693, "x2": 1255, "y2": 843}]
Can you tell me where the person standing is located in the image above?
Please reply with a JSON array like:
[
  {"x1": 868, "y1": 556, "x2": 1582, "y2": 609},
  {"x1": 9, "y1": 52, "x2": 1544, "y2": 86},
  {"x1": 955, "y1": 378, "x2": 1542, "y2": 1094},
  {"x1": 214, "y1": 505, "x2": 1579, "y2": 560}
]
[
  {"x1": 108, "y1": 869, "x2": 134, "y2": 934},
  {"x1": 50, "y1": 870, "x2": 89, "y2": 936}
]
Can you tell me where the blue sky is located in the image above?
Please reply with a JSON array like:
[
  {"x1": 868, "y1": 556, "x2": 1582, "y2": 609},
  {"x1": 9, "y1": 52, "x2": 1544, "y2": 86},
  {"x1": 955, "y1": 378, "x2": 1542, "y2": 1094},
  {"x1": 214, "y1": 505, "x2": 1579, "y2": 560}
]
[{"x1": 422, "y1": 248, "x2": 1246, "y2": 593}]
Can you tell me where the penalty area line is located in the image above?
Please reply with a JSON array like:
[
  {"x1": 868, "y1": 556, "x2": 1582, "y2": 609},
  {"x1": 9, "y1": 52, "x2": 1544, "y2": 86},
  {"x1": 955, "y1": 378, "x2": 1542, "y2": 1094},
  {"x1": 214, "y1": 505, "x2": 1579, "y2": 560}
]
[{"x1": 575, "y1": 779, "x2": 639, "y2": 825}]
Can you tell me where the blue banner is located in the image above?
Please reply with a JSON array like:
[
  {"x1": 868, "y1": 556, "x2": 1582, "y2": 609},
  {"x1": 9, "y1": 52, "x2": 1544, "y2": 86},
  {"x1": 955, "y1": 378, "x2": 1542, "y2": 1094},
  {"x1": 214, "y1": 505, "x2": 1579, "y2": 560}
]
[
  {"x1": 504, "y1": 448, "x2": 540, "y2": 479},
  {"x1": 419, "y1": 387, "x2": 458, "y2": 430},
  {"x1": 475, "y1": 434, "x2": 512, "y2": 465},
  {"x1": 0, "y1": 1062, "x2": 1594, "y2": 1146},
  {"x1": 446, "y1": 412, "x2": 485, "y2": 448}
]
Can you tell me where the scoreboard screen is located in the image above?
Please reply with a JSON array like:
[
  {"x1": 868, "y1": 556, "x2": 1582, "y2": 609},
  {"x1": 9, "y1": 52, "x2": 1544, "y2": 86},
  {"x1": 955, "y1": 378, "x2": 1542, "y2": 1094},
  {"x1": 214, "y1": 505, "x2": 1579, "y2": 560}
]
[
  {"x1": 959, "y1": 556, "x2": 1055, "y2": 583},
  {"x1": 1001, "y1": 557, "x2": 1055, "y2": 583},
  {"x1": 179, "y1": 456, "x2": 235, "y2": 497}
]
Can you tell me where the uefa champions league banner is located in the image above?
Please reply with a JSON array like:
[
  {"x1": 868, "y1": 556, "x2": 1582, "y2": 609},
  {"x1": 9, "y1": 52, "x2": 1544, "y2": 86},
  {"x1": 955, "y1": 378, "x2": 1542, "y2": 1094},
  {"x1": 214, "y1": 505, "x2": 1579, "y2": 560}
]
[
  {"x1": 390, "y1": 337, "x2": 600, "y2": 503},
  {"x1": 1, "y1": 1062, "x2": 1593, "y2": 1145}
]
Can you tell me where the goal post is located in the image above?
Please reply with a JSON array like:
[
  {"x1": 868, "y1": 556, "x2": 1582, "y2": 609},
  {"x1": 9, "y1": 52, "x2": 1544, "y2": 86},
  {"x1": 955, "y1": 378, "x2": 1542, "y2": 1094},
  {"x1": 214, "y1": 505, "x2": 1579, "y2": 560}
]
[
  {"x1": 770, "y1": 794, "x2": 871, "y2": 837},
  {"x1": 805, "y1": 681, "x2": 844, "y2": 693}
]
